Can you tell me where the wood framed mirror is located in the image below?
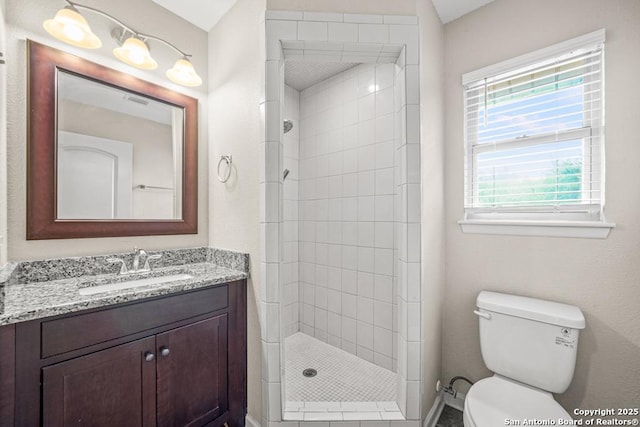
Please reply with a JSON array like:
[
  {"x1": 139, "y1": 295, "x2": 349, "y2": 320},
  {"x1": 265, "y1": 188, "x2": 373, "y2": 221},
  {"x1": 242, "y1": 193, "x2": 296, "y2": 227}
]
[{"x1": 27, "y1": 40, "x2": 198, "y2": 240}]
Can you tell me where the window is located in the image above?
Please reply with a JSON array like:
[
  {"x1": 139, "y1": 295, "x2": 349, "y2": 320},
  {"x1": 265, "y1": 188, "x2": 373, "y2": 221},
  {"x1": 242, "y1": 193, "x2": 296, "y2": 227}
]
[{"x1": 460, "y1": 30, "x2": 614, "y2": 238}]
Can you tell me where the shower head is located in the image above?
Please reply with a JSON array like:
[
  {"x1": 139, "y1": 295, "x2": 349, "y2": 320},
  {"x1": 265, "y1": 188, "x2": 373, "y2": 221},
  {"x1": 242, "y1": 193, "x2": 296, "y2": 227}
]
[
  {"x1": 283, "y1": 169, "x2": 290, "y2": 181},
  {"x1": 283, "y1": 119, "x2": 293, "y2": 134}
]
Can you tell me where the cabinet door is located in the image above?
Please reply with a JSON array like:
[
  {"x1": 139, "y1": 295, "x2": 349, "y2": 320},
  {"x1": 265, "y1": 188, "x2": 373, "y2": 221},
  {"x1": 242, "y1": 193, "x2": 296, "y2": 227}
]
[
  {"x1": 156, "y1": 315, "x2": 228, "y2": 427},
  {"x1": 42, "y1": 336, "x2": 157, "y2": 427}
]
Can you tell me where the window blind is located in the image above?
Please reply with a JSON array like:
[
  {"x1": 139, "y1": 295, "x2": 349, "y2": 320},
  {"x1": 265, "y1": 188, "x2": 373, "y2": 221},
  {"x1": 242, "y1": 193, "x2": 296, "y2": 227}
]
[{"x1": 463, "y1": 33, "x2": 605, "y2": 221}]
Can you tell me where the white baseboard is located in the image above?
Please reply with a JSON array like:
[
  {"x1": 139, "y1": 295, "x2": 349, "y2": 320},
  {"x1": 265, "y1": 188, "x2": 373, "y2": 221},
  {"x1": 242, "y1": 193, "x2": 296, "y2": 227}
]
[
  {"x1": 423, "y1": 391, "x2": 446, "y2": 427},
  {"x1": 245, "y1": 414, "x2": 261, "y2": 427},
  {"x1": 423, "y1": 389, "x2": 466, "y2": 427}
]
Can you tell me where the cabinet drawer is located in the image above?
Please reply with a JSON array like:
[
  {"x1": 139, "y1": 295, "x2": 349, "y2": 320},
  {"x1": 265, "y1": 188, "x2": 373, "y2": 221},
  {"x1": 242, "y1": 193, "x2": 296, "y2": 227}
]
[{"x1": 41, "y1": 285, "x2": 228, "y2": 358}]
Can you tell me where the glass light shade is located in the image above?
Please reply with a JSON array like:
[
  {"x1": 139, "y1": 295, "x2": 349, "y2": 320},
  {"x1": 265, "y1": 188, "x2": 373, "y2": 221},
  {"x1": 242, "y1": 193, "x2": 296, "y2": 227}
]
[
  {"x1": 43, "y1": 7, "x2": 102, "y2": 49},
  {"x1": 166, "y1": 58, "x2": 203, "y2": 87},
  {"x1": 113, "y1": 37, "x2": 158, "y2": 70}
]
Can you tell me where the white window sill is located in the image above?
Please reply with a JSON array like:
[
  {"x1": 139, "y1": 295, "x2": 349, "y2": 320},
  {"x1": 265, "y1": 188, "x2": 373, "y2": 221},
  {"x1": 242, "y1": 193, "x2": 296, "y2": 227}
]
[{"x1": 458, "y1": 220, "x2": 616, "y2": 239}]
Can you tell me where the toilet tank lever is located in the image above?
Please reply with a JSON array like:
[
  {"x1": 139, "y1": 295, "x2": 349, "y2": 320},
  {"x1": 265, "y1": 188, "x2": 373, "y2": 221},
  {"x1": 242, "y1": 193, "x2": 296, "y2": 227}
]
[{"x1": 474, "y1": 310, "x2": 492, "y2": 320}]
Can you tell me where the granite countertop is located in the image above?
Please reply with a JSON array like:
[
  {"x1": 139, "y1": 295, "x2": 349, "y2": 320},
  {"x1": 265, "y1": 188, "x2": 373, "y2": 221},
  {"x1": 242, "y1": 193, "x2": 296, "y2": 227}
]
[{"x1": 0, "y1": 247, "x2": 249, "y2": 326}]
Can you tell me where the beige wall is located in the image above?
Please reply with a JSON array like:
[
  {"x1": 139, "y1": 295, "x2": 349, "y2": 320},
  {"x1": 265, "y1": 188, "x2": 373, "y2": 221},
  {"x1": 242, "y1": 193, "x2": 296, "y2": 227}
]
[
  {"x1": 4, "y1": 0, "x2": 209, "y2": 260},
  {"x1": 417, "y1": 0, "x2": 444, "y2": 414},
  {"x1": 443, "y1": 0, "x2": 640, "y2": 410},
  {"x1": 207, "y1": 0, "x2": 265, "y2": 420}
]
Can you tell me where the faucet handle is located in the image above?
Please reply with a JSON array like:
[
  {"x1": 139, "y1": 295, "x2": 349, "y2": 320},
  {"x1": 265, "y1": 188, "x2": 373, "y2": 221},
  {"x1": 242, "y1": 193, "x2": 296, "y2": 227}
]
[
  {"x1": 107, "y1": 257, "x2": 129, "y2": 275},
  {"x1": 144, "y1": 254, "x2": 162, "y2": 271}
]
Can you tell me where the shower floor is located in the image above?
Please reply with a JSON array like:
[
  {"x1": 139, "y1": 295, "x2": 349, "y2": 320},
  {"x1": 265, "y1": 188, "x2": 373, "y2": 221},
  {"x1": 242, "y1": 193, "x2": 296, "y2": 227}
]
[{"x1": 284, "y1": 332, "x2": 402, "y2": 421}]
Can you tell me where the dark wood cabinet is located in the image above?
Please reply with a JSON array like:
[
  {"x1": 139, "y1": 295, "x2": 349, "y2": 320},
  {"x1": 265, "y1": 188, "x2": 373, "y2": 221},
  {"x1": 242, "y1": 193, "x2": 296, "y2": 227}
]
[
  {"x1": 156, "y1": 316, "x2": 228, "y2": 427},
  {"x1": 0, "y1": 280, "x2": 246, "y2": 427},
  {"x1": 42, "y1": 337, "x2": 157, "y2": 427}
]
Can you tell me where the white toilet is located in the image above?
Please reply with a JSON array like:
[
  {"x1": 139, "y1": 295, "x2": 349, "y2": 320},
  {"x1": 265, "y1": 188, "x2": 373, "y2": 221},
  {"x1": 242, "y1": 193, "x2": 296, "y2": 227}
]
[{"x1": 463, "y1": 291, "x2": 585, "y2": 426}]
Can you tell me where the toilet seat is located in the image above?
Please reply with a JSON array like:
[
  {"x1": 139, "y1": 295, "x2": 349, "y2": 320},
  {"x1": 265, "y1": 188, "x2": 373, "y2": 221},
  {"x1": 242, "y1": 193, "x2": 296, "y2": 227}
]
[{"x1": 463, "y1": 376, "x2": 572, "y2": 427}]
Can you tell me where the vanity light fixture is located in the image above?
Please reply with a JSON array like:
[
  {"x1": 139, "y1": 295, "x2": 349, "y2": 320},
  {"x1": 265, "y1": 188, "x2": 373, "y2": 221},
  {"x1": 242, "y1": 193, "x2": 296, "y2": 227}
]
[
  {"x1": 42, "y1": 6, "x2": 101, "y2": 49},
  {"x1": 43, "y1": 0, "x2": 202, "y2": 87},
  {"x1": 112, "y1": 33, "x2": 158, "y2": 70},
  {"x1": 166, "y1": 57, "x2": 203, "y2": 87}
]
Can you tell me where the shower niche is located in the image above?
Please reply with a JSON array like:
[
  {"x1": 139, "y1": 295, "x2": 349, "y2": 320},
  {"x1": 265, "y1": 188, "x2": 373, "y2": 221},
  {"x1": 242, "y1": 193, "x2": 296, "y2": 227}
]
[{"x1": 261, "y1": 11, "x2": 422, "y2": 425}]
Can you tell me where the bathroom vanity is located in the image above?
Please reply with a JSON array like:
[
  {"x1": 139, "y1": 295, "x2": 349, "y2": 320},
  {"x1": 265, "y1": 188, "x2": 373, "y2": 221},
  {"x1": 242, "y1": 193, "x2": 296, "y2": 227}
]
[{"x1": 0, "y1": 248, "x2": 248, "y2": 427}]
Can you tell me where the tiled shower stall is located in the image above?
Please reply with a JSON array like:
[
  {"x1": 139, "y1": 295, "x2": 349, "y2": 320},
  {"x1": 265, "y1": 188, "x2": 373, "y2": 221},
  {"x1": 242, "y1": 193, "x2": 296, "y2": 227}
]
[
  {"x1": 260, "y1": 10, "x2": 424, "y2": 426},
  {"x1": 284, "y1": 63, "x2": 399, "y2": 372}
]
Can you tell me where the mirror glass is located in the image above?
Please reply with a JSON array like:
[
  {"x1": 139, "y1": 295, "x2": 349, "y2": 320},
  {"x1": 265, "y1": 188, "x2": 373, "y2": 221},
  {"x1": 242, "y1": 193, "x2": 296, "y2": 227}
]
[
  {"x1": 56, "y1": 71, "x2": 184, "y2": 220},
  {"x1": 28, "y1": 40, "x2": 197, "y2": 240}
]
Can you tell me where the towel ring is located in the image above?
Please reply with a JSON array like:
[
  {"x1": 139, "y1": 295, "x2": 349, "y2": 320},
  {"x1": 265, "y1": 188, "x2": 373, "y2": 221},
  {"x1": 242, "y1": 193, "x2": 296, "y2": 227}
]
[{"x1": 217, "y1": 155, "x2": 232, "y2": 183}]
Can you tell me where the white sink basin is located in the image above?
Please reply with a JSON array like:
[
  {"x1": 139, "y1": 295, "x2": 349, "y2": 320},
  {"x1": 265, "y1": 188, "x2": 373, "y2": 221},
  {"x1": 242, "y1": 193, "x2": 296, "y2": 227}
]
[{"x1": 79, "y1": 273, "x2": 194, "y2": 296}]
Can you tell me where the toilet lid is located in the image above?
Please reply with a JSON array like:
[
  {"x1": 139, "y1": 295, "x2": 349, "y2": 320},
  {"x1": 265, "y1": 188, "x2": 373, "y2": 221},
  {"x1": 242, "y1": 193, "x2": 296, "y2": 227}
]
[{"x1": 465, "y1": 377, "x2": 572, "y2": 426}]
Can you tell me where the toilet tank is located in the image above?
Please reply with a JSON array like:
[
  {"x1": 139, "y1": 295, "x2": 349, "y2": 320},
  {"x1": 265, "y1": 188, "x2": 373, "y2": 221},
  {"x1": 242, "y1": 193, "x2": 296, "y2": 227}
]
[{"x1": 476, "y1": 291, "x2": 586, "y2": 393}]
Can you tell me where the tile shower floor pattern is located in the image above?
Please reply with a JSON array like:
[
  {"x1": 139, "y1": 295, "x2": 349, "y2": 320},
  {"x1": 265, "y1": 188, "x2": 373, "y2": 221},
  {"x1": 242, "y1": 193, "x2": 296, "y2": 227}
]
[{"x1": 285, "y1": 333, "x2": 401, "y2": 421}]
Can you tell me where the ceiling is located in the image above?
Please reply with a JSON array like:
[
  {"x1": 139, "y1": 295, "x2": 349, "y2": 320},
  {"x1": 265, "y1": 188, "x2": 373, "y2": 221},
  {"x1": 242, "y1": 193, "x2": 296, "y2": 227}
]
[
  {"x1": 151, "y1": 0, "x2": 237, "y2": 32},
  {"x1": 282, "y1": 42, "x2": 403, "y2": 91},
  {"x1": 59, "y1": 71, "x2": 173, "y2": 125},
  {"x1": 431, "y1": 0, "x2": 495, "y2": 23},
  {"x1": 153, "y1": 0, "x2": 495, "y2": 34},
  {"x1": 285, "y1": 62, "x2": 359, "y2": 92}
]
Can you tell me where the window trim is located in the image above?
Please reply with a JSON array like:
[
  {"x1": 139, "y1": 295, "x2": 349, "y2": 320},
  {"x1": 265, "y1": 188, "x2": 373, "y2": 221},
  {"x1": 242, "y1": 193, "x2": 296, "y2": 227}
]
[
  {"x1": 458, "y1": 219, "x2": 615, "y2": 239},
  {"x1": 468, "y1": 127, "x2": 595, "y2": 214},
  {"x1": 459, "y1": 29, "x2": 614, "y2": 238},
  {"x1": 461, "y1": 29, "x2": 606, "y2": 87}
]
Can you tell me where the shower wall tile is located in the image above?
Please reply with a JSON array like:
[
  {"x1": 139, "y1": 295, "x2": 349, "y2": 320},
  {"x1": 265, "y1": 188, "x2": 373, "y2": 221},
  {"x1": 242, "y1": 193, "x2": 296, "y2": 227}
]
[
  {"x1": 376, "y1": 64, "x2": 395, "y2": 90},
  {"x1": 404, "y1": 105, "x2": 420, "y2": 144},
  {"x1": 283, "y1": 85, "x2": 301, "y2": 337},
  {"x1": 265, "y1": 341, "x2": 282, "y2": 382},
  {"x1": 297, "y1": 63, "x2": 398, "y2": 371},
  {"x1": 406, "y1": 341, "x2": 420, "y2": 381},
  {"x1": 403, "y1": 65, "x2": 420, "y2": 105},
  {"x1": 358, "y1": 24, "x2": 389, "y2": 44},
  {"x1": 405, "y1": 381, "x2": 420, "y2": 419},
  {"x1": 389, "y1": 25, "x2": 418, "y2": 65},
  {"x1": 298, "y1": 21, "x2": 328, "y2": 41},
  {"x1": 265, "y1": 10, "x2": 304, "y2": 21},
  {"x1": 303, "y1": 12, "x2": 344, "y2": 22},
  {"x1": 262, "y1": 262, "x2": 281, "y2": 303},
  {"x1": 326, "y1": 23, "x2": 358, "y2": 44},
  {"x1": 343, "y1": 14, "x2": 383, "y2": 24},
  {"x1": 265, "y1": 20, "x2": 297, "y2": 60},
  {"x1": 268, "y1": 382, "x2": 283, "y2": 421}
]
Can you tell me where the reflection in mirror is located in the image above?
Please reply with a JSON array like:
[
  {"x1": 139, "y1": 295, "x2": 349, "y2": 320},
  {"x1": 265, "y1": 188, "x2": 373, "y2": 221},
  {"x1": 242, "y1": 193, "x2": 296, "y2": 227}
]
[
  {"x1": 57, "y1": 71, "x2": 184, "y2": 220},
  {"x1": 27, "y1": 40, "x2": 197, "y2": 240}
]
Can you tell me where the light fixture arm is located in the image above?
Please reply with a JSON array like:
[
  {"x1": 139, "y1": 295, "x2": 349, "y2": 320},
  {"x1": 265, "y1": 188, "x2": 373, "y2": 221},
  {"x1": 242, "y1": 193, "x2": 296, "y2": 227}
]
[
  {"x1": 64, "y1": 0, "x2": 192, "y2": 58},
  {"x1": 140, "y1": 35, "x2": 192, "y2": 59}
]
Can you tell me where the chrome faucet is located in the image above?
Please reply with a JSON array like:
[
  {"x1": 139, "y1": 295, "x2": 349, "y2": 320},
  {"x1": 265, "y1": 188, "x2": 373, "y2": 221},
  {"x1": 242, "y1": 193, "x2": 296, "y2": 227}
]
[
  {"x1": 132, "y1": 248, "x2": 147, "y2": 272},
  {"x1": 107, "y1": 257, "x2": 129, "y2": 275},
  {"x1": 107, "y1": 248, "x2": 162, "y2": 275}
]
